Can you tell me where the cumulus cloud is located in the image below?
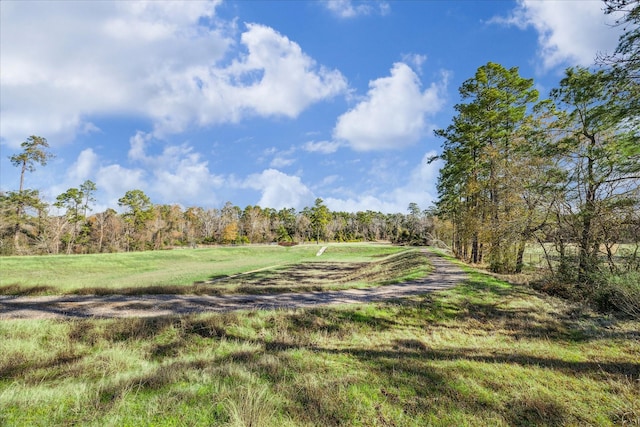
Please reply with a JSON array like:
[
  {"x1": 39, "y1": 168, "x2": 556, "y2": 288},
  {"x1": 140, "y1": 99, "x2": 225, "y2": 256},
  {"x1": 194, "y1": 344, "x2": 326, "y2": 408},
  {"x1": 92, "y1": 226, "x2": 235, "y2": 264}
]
[
  {"x1": 96, "y1": 164, "x2": 147, "y2": 206},
  {"x1": 1, "y1": 0, "x2": 227, "y2": 146},
  {"x1": 243, "y1": 169, "x2": 315, "y2": 210},
  {"x1": 223, "y1": 24, "x2": 348, "y2": 119},
  {"x1": 67, "y1": 148, "x2": 99, "y2": 183},
  {"x1": 0, "y1": 3, "x2": 347, "y2": 146},
  {"x1": 491, "y1": 0, "x2": 622, "y2": 71},
  {"x1": 125, "y1": 132, "x2": 225, "y2": 205},
  {"x1": 324, "y1": 0, "x2": 390, "y2": 18},
  {"x1": 325, "y1": 151, "x2": 442, "y2": 213},
  {"x1": 333, "y1": 63, "x2": 446, "y2": 151}
]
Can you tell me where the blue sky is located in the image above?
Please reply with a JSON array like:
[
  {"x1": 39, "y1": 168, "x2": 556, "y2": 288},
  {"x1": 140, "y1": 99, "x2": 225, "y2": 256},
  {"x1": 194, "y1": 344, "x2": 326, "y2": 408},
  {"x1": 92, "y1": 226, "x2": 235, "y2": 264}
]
[{"x1": 0, "y1": 0, "x2": 623, "y2": 214}]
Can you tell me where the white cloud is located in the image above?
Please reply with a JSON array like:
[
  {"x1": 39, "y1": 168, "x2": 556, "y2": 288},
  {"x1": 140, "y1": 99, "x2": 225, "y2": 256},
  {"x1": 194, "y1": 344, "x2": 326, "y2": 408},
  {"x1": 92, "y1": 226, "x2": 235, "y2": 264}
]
[
  {"x1": 325, "y1": 151, "x2": 441, "y2": 213},
  {"x1": 223, "y1": 24, "x2": 348, "y2": 119},
  {"x1": 0, "y1": 0, "x2": 228, "y2": 146},
  {"x1": 46, "y1": 148, "x2": 100, "y2": 208},
  {"x1": 151, "y1": 154, "x2": 224, "y2": 206},
  {"x1": 333, "y1": 63, "x2": 446, "y2": 151},
  {"x1": 96, "y1": 164, "x2": 146, "y2": 207},
  {"x1": 402, "y1": 53, "x2": 427, "y2": 73},
  {"x1": 270, "y1": 156, "x2": 296, "y2": 168},
  {"x1": 319, "y1": 175, "x2": 340, "y2": 187},
  {"x1": 262, "y1": 146, "x2": 298, "y2": 168},
  {"x1": 492, "y1": 0, "x2": 622, "y2": 71},
  {"x1": 324, "y1": 0, "x2": 390, "y2": 18},
  {"x1": 243, "y1": 169, "x2": 315, "y2": 210},
  {"x1": 68, "y1": 148, "x2": 99, "y2": 183},
  {"x1": 0, "y1": 4, "x2": 347, "y2": 146},
  {"x1": 125, "y1": 132, "x2": 225, "y2": 206},
  {"x1": 303, "y1": 140, "x2": 342, "y2": 154},
  {"x1": 42, "y1": 132, "x2": 227, "y2": 211},
  {"x1": 128, "y1": 131, "x2": 151, "y2": 162}
]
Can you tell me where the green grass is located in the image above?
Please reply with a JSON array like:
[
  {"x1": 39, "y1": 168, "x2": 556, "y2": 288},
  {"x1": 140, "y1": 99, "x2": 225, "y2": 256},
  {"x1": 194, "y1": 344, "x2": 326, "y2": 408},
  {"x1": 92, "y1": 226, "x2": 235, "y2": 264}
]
[
  {"x1": 0, "y1": 243, "x2": 414, "y2": 296},
  {"x1": 1, "y1": 266, "x2": 638, "y2": 426}
]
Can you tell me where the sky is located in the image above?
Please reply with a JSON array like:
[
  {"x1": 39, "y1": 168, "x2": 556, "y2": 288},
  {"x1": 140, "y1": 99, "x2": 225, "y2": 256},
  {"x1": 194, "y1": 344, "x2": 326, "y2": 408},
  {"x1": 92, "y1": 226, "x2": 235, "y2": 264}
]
[{"x1": 0, "y1": 0, "x2": 624, "y2": 214}]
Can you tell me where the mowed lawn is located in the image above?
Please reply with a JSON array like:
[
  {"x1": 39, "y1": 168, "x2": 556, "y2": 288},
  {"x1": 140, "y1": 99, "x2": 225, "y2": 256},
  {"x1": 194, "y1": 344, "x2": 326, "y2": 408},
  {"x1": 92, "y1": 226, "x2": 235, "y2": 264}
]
[
  {"x1": 0, "y1": 245, "x2": 638, "y2": 426},
  {"x1": 0, "y1": 243, "x2": 418, "y2": 296}
]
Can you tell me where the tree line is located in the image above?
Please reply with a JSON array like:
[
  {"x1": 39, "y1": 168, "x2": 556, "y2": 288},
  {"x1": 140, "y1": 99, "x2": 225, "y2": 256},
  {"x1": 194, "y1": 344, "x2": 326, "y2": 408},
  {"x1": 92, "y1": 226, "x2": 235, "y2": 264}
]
[
  {"x1": 0, "y1": 149, "x2": 438, "y2": 254},
  {"x1": 433, "y1": 1, "x2": 639, "y2": 290}
]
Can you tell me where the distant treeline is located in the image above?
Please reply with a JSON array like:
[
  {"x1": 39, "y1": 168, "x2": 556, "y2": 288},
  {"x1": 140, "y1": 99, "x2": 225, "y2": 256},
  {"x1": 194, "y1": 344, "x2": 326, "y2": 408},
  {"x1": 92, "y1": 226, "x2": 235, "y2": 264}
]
[{"x1": 0, "y1": 181, "x2": 441, "y2": 255}]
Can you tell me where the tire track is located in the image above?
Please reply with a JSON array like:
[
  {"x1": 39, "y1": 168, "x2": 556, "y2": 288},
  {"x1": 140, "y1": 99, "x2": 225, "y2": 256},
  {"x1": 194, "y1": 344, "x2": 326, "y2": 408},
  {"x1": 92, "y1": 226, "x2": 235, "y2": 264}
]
[{"x1": 0, "y1": 251, "x2": 467, "y2": 320}]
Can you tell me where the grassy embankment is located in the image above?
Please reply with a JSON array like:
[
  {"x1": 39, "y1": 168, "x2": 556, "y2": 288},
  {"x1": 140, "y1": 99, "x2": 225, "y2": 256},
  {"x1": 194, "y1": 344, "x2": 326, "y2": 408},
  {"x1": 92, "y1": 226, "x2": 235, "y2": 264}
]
[
  {"x1": 0, "y1": 244, "x2": 428, "y2": 296},
  {"x1": 1, "y1": 245, "x2": 638, "y2": 426}
]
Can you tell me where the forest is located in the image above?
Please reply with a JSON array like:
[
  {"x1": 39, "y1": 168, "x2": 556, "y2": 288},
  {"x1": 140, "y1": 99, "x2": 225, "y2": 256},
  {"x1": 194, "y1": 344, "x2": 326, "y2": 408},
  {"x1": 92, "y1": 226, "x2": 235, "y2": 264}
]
[{"x1": 0, "y1": 177, "x2": 436, "y2": 255}]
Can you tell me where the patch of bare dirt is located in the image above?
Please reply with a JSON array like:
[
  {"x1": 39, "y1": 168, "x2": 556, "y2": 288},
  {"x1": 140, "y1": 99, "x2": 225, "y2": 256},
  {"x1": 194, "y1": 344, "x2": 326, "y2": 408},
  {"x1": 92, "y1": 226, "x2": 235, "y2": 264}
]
[{"x1": 0, "y1": 251, "x2": 467, "y2": 320}]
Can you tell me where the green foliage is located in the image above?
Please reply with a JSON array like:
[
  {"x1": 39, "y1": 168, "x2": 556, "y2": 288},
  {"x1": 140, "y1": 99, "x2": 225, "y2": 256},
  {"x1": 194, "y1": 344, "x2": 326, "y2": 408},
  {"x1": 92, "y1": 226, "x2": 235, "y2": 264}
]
[
  {"x1": 1, "y1": 270, "x2": 638, "y2": 425},
  {"x1": 309, "y1": 198, "x2": 331, "y2": 243},
  {"x1": 435, "y1": 62, "x2": 542, "y2": 273},
  {"x1": 602, "y1": 0, "x2": 640, "y2": 119},
  {"x1": 118, "y1": 189, "x2": 154, "y2": 251},
  {"x1": 549, "y1": 67, "x2": 640, "y2": 285},
  {"x1": 8, "y1": 135, "x2": 54, "y2": 192},
  {"x1": 118, "y1": 189, "x2": 153, "y2": 225},
  {"x1": 4, "y1": 136, "x2": 53, "y2": 254},
  {"x1": 0, "y1": 189, "x2": 48, "y2": 254}
]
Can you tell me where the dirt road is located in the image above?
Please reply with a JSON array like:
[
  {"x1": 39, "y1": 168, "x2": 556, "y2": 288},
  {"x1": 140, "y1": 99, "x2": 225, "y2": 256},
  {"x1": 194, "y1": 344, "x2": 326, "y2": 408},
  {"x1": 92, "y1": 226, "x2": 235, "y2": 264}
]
[{"x1": 0, "y1": 251, "x2": 467, "y2": 320}]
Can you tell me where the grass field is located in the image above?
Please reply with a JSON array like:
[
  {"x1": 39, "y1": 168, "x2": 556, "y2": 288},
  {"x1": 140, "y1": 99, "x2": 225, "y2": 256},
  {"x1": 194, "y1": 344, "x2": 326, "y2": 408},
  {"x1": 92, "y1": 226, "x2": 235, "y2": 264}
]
[
  {"x1": 0, "y1": 243, "x2": 425, "y2": 296},
  {"x1": 1, "y1": 245, "x2": 638, "y2": 425}
]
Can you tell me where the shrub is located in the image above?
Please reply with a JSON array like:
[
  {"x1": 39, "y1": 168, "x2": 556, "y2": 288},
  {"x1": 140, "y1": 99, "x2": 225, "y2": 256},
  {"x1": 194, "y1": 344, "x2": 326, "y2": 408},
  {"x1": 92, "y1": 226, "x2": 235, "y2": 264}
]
[
  {"x1": 537, "y1": 270, "x2": 640, "y2": 320},
  {"x1": 594, "y1": 272, "x2": 640, "y2": 319}
]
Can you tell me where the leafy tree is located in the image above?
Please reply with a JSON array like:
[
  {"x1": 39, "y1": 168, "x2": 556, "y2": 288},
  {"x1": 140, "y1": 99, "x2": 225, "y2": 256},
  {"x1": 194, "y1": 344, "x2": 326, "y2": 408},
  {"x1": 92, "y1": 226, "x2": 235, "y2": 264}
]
[
  {"x1": 600, "y1": 0, "x2": 639, "y2": 116},
  {"x1": 0, "y1": 190, "x2": 48, "y2": 254},
  {"x1": 55, "y1": 187, "x2": 84, "y2": 254},
  {"x1": 118, "y1": 189, "x2": 153, "y2": 251},
  {"x1": 219, "y1": 202, "x2": 241, "y2": 244},
  {"x1": 222, "y1": 222, "x2": 239, "y2": 244},
  {"x1": 549, "y1": 67, "x2": 640, "y2": 284},
  {"x1": 241, "y1": 205, "x2": 270, "y2": 243},
  {"x1": 90, "y1": 208, "x2": 122, "y2": 252},
  {"x1": 79, "y1": 180, "x2": 97, "y2": 218},
  {"x1": 7, "y1": 136, "x2": 54, "y2": 252},
  {"x1": 184, "y1": 207, "x2": 203, "y2": 246},
  {"x1": 309, "y1": 198, "x2": 331, "y2": 244},
  {"x1": 275, "y1": 208, "x2": 297, "y2": 242},
  {"x1": 9, "y1": 136, "x2": 54, "y2": 193},
  {"x1": 434, "y1": 62, "x2": 540, "y2": 272}
]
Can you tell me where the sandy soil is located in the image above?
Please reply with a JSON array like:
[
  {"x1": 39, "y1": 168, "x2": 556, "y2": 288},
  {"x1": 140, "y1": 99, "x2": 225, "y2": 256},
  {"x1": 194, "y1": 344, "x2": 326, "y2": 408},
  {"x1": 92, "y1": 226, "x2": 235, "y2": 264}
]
[{"x1": 0, "y1": 251, "x2": 467, "y2": 320}]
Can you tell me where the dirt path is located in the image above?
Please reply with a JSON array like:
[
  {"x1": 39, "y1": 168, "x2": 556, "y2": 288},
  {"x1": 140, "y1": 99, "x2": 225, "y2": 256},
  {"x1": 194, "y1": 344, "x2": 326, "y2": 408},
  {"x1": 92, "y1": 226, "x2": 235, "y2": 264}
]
[{"x1": 0, "y1": 251, "x2": 467, "y2": 320}]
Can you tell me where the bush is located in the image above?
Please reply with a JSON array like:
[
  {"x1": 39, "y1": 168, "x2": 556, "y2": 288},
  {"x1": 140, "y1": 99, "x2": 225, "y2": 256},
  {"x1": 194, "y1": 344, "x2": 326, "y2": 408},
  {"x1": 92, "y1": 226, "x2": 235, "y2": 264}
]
[
  {"x1": 536, "y1": 269, "x2": 640, "y2": 320},
  {"x1": 594, "y1": 272, "x2": 640, "y2": 319}
]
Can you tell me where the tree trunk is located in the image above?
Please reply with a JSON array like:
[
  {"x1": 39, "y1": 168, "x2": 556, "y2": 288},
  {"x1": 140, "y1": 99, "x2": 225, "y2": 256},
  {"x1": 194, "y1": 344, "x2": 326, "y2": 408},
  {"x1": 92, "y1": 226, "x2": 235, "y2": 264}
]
[
  {"x1": 577, "y1": 138, "x2": 597, "y2": 286},
  {"x1": 515, "y1": 240, "x2": 526, "y2": 273}
]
